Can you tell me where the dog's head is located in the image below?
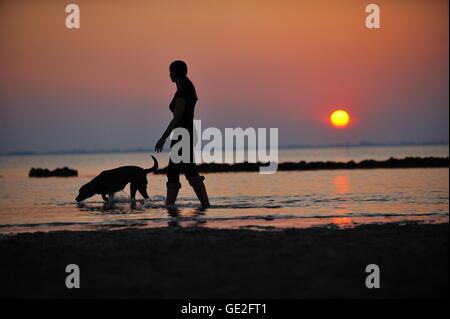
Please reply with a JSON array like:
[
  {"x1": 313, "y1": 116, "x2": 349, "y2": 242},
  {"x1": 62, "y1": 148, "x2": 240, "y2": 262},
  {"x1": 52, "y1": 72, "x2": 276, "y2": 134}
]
[{"x1": 75, "y1": 183, "x2": 96, "y2": 202}]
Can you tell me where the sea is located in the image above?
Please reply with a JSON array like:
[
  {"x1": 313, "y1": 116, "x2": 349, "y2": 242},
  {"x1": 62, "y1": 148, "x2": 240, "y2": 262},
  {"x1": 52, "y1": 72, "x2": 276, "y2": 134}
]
[{"x1": 0, "y1": 145, "x2": 448, "y2": 234}]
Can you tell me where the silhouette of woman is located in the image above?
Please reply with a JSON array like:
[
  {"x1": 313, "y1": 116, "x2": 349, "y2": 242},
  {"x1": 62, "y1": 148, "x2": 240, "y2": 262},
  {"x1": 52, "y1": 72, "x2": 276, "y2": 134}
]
[{"x1": 155, "y1": 60, "x2": 210, "y2": 208}]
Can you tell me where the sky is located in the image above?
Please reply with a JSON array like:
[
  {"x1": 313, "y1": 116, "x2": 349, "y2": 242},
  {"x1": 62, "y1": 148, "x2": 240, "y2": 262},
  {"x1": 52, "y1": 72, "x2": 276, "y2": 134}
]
[{"x1": 0, "y1": 0, "x2": 448, "y2": 153}]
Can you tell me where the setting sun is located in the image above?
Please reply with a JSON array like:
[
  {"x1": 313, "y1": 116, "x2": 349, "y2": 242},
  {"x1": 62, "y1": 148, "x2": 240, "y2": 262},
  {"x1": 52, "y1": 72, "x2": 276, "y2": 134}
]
[{"x1": 330, "y1": 110, "x2": 350, "y2": 128}]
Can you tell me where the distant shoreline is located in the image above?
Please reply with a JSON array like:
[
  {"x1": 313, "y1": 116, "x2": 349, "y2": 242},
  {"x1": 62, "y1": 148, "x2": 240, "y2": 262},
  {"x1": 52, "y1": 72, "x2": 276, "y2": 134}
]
[
  {"x1": 153, "y1": 157, "x2": 449, "y2": 174},
  {"x1": 1, "y1": 142, "x2": 448, "y2": 157}
]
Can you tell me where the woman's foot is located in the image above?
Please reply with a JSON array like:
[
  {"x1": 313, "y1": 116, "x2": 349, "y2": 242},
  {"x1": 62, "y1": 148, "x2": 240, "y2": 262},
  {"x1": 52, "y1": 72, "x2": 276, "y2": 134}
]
[
  {"x1": 166, "y1": 182, "x2": 181, "y2": 206},
  {"x1": 191, "y1": 181, "x2": 210, "y2": 208}
]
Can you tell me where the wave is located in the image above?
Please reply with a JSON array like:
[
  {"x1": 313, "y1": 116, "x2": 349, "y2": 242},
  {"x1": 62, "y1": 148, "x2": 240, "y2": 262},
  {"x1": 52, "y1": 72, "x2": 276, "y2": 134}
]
[
  {"x1": 48, "y1": 191, "x2": 449, "y2": 210},
  {"x1": 1, "y1": 211, "x2": 448, "y2": 231}
]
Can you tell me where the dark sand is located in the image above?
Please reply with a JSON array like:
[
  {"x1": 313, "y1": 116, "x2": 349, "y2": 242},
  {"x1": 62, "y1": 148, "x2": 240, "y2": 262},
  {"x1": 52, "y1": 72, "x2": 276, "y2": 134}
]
[{"x1": 0, "y1": 223, "x2": 448, "y2": 298}]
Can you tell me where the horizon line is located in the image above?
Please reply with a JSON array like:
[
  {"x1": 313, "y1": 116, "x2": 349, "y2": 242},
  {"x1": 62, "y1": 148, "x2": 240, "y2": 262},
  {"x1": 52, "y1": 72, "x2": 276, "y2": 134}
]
[{"x1": 0, "y1": 141, "x2": 448, "y2": 157}]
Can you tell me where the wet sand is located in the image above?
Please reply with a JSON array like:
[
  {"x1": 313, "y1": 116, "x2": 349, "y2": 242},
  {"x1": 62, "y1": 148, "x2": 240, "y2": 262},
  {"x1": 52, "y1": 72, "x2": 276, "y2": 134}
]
[{"x1": 0, "y1": 223, "x2": 448, "y2": 298}]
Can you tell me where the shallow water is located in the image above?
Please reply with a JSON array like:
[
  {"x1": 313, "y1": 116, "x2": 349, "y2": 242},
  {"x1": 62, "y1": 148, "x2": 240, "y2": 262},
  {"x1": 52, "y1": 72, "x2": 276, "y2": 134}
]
[{"x1": 0, "y1": 146, "x2": 448, "y2": 233}]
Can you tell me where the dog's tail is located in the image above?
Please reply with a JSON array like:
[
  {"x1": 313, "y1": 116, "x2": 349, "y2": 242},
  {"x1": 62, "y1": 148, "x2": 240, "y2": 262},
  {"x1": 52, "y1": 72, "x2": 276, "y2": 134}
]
[{"x1": 145, "y1": 155, "x2": 159, "y2": 174}]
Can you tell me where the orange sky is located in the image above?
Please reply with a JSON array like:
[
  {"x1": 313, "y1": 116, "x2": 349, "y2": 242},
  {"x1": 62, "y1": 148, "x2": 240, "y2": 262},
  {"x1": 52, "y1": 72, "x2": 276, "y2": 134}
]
[{"x1": 0, "y1": 0, "x2": 448, "y2": 152}]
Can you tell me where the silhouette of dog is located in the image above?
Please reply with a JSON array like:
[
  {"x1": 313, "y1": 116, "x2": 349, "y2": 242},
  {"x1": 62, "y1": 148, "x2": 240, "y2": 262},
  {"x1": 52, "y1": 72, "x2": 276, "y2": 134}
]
[{"x1": 75, "y1": 156, "x2": 158, "y2": 202}]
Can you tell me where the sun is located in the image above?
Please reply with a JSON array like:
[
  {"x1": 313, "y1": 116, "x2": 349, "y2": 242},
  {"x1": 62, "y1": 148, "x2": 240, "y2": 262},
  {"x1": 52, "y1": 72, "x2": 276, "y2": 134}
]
[{"x1": 330, "y1": 110, "x2": 350, "y2": 128}]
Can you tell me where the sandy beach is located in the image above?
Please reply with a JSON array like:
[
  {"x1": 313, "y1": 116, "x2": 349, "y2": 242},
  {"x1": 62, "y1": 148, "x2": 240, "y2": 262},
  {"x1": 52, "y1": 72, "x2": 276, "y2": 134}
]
[{"x1": 0, "y1": 222, "x2": 448, "y2": 299}]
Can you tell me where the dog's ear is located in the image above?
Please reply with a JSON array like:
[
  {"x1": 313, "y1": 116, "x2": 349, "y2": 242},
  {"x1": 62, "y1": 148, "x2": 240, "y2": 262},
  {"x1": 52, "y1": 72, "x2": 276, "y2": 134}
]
[{"x1": 78, "y1": 183, "x2": 92, "y2": 196}]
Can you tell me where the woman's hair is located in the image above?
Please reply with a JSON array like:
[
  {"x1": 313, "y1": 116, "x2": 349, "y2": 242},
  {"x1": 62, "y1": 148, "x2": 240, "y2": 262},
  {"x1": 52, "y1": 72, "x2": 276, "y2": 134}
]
[{"x1": 170, "y1": 60, "x2": 198, "y2": 101}]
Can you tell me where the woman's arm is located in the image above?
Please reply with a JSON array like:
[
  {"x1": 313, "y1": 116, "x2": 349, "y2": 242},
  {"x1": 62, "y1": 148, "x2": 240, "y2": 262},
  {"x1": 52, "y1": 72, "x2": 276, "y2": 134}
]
[{"x1": 155, "y1": 98, "x2": 186, "y2": 153}]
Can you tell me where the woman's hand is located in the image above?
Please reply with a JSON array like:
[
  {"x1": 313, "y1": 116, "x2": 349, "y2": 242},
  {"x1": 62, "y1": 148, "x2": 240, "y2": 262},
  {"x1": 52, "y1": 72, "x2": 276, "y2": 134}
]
[
  {"x1": 155, "y1": 98, "x2": 185, "y2": 153},
  {"x1": 155, "y1": 137, "x2": 166, "y2": 153}
]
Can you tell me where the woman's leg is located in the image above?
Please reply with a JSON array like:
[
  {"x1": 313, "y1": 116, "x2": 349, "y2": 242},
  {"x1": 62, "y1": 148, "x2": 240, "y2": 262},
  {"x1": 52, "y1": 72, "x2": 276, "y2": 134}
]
[
  {"x1": 166, "y1": 159, "x2": 181, "y2": 206},
  {"x1": 183, "y1": 163, "x2": 210, "y2": 208}
]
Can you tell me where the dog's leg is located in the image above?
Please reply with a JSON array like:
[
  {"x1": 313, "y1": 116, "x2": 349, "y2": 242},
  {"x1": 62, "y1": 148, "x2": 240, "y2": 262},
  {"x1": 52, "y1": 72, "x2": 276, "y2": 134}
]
[
  {"x1": 137, "y1": 185, "x2": 149, "y2": 200},
  {"x1": 130, "y1": 183, "x2": 137, "y2": 201},
  {"x1": 101, "y1": 193, "x2": 108, "y2": 202}
]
